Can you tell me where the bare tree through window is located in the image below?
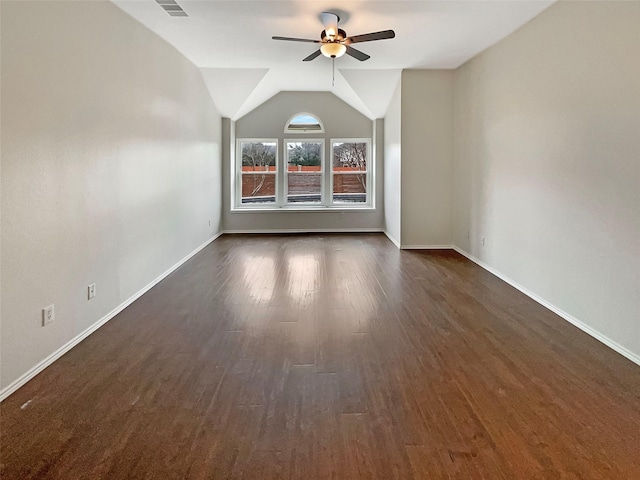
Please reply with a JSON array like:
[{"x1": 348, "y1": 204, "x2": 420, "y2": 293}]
[
  {"x1": 333, "y1": 141, "x2": 368, "y2": 203},
  {"x1": 240, "y1": 141, "x2": 276, "y2": 203}
]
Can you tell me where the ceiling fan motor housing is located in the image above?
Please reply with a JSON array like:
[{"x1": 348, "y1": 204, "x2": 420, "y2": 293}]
[{"x1": 321, "y1": 28, "x2": 347, "y2": 43}]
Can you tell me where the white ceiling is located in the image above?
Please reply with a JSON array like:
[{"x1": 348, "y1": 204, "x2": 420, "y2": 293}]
[{"x1": 112, "y1": 0, "x2": 554, "y2": 119}]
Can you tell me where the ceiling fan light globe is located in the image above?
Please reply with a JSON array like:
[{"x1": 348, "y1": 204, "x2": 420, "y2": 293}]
[{"x1": 320, "y1": 43, "x2": 347, "y2": 58}]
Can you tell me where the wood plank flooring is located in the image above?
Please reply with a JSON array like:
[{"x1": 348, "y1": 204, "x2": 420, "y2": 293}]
[{"x1": 1, "y1": 234, "x2": 639, "y2": 479}]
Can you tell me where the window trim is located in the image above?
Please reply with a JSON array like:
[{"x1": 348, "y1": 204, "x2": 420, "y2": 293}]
[{"x1": 233, "y1": 137, "x2": 374, "y2": 211}]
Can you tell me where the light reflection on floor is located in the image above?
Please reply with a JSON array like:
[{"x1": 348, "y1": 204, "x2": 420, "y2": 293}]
[
  {"x1": 286, "y1": 253, "x2": 320, "y2": 302},
  {"x1": 241, "y1": 254, "x2": 275, "y2": 303},
  {"x1": 226, "y1": 237, "x2": 398, "y2": 333}
]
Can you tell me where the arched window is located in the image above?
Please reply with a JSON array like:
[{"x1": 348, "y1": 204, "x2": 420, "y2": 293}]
[{"x1": 285, "y1": 113, "x2": 324, "y2": 133}]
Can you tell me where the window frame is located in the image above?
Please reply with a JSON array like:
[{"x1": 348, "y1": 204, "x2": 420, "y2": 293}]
[
  {"x1": 284, "y1": 139, "x2": 326, "y2": 206},
  {"x1": 330, "y1": 138, "x2": 372, "y2": 206},
  {"x1": 233, "y1": 136, "x2": 374, "y2": 211}
]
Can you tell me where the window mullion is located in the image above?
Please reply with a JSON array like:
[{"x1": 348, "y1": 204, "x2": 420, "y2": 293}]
[
  {"x1": 277, "y1": 139, "x2": 285, "y2": 207},
  {"x1": 324, "y1": 140, "x2": 333, "y2": 206},
  {"x1": 322, "y1": 140, "x2": 328, "y2": 206}
]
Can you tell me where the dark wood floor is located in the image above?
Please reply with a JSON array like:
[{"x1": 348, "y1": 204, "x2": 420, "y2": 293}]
[{"x1": 2, "y1": 234, "x2": 639, "y2": 479}]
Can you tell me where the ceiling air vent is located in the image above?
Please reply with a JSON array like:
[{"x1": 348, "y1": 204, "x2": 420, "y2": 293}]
[{"x1": 155, "y1": 0, "x2": 188, "y2": 17}]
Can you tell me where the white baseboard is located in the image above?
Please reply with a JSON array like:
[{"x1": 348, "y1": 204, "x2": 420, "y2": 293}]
[
  {"x1": 401, "y1": 244, "x2": 453, "y2": 250},
  {"x1": 223, "y1": 228, "x2": 384, "y2": 234},
  {"x1": 384, "y1": 231, "x2": 401, "y2": 248},
  {"x1": 452, "y1": 246, "x2": 640, "y2": 367},
  {"x1": 0, "y1": 232, "x2": 223, "y2": 402}
]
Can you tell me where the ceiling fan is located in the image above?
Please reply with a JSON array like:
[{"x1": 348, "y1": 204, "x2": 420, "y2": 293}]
[{"x1": 272, "y1": 12, "x2": 395, "y2": 62}]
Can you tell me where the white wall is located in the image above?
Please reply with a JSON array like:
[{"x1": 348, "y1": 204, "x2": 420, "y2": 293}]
[
  {"x1": 383, "y1": 79, "x2": 402, "y2": 246},
  {"x1": 453, "y1": 1, "x2": 640, "y2": 360},
  {"x1": 223, "y1": 91, "x2": 383, "y2": 232},
  {"x1": 373, "y1": 117, "x2": 385, "y2": 233},
  {"x1": 1, "y1": 1, "x2": 222, "y2": 393},
  {"x1": 401, "y1": 70, "x2": 454, "y2": 248}
]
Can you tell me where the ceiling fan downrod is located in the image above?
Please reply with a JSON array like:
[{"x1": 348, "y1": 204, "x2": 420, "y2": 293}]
[{"x1": 332, "y1": 57, "x2": 335, "y2": 87}]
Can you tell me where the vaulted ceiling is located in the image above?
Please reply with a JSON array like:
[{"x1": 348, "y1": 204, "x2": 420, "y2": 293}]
[{"x1": 112, "y1": 0, "x2": 554, "y2": 120}]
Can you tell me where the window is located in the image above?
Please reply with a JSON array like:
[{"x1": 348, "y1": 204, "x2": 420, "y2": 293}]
[
  {"x1": 286, "y1": 141, "x2": 324, "y2": 204},
  {"x1": 331, "y1": 140, "x2": 370, "y2": 204},
  {"x1": 234, "y1": 114, "x2": 372, "y2": 210},
  {"x1": 238, "y1": 140, "x2": 277, "y2": 205},
  {"x1": 285, "y1": 113, "x2": 324, "y2": 133}
]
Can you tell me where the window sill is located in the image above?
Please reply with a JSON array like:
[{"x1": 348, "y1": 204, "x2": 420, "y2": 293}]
[{"x1": 230, "y1": 205, "x2": 376, "y2": 213}]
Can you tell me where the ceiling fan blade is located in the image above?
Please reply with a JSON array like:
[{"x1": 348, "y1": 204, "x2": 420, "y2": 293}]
[
  {"x1": 345, "y1": 45, "x2": 370, "y2": 61},
  {"x1": 345, "y1": 30, "x2": 395, "y2": 44},
  {"x1": 320, "y1": 12, "x2": 339, "y2": 38},
  {"x1": 302, "y1": 50, "x2": 322, "y2": 62},
  {"x1": 272, "y1": 36, "x2": 321, "y2": 43}
]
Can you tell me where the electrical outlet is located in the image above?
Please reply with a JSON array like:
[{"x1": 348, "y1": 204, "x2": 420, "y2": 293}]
[
  {"x1": 42, "y1": 305, "x2": 55, "y2": 326},
  {"x1": 88, "y1": 283, "x2": 96, "y2": 300},
  {"x1": 482, "y1": 237, "x2": 486, "y2": 246},
  {"x1": 208, "y1": 218, "x2": 211, "y2": 227}
]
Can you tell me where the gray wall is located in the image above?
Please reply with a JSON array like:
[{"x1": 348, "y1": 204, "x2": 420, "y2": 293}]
[
  {"x1": 382, "y1": 70, "x2": 454, "y2": 248},
  {"x1": 1, "y1": 0, "x2": 222, "y2": 393},
  {"x1": 401, "y1": 70, "x2": 454, "y2": 248},
  {"x1": 453, "y1": 1, "x2": 640, "y2": 361},
  {"x1": 222, "y1": 91, "x2": 384, "y2": 232}
]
